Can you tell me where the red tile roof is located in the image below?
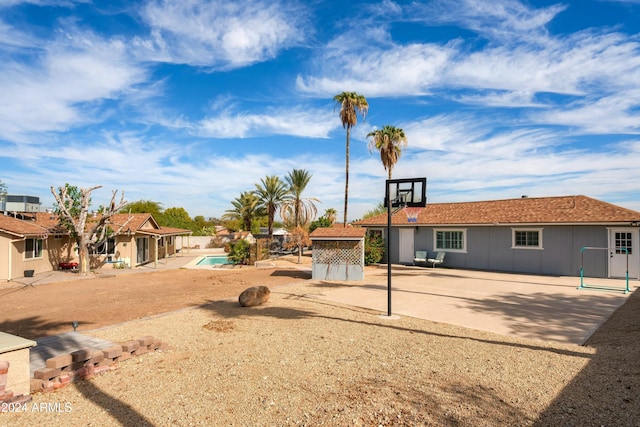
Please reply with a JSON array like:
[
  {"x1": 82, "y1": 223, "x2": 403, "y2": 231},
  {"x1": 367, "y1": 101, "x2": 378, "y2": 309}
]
[
  {"x1": 0, "y1": 214, "x2": 48, "y2": 236},
  {"x1": 355, "y1": 195, "x2": 640, "y2": 226},
  {"x1": 1, "y1": 212, "x2": 191, "y2": 237},
  {"x1": 310, "y1": 227, "x2": 367, "y2": 239}
]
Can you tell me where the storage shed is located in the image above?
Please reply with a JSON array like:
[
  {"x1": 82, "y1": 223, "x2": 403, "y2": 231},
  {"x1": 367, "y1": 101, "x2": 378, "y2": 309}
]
[{"x1": 309, "y1": 227, "x2": 366, "y2": 281}]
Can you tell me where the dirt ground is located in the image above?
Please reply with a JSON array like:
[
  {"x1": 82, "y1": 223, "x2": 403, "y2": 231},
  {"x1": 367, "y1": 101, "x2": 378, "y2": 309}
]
[
  {"x1": 0, "y1": 256, "x2": 312, "y2": 340},
  {"x1": 1, "y1": 254, "x2": 639, "y2": 425}
]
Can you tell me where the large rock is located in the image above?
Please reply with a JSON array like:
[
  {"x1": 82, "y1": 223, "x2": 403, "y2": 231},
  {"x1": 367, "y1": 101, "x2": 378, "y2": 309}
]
[{"x1": 238, "y1": 286, "x2": 271, "y2": 307}]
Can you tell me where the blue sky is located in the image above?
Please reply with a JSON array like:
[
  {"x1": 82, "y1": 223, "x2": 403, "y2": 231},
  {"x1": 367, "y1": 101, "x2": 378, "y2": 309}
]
[{"x1": 1, "y1": 0, "x2": 640, "y2": 221}]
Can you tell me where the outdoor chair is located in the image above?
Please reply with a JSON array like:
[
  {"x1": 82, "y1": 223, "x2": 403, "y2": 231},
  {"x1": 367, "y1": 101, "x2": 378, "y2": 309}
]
[
  {"x1": 427, "y1": 251, "x2": 446, "y2": 268},
  {"x1": 413, "y1": 250, "x2": 428, "y2": 266}
]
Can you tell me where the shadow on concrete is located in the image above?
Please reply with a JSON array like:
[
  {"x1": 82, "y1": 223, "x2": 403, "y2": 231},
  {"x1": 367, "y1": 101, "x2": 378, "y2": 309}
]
[
  {"x1": 533, "y1": 289, "x2": 640, "y2": 426},
  {"x1": 74, "y1": 380, "x2": 155, "y2": 426},
  {"x1": 460, "y1": 291, "x2": 625, "y2": 344}
]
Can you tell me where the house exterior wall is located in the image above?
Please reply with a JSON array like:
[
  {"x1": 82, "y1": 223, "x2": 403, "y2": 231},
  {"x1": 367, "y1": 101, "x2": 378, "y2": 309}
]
[
  {"x1": 0, "y1": 232, "x2": 10, "y2": 280},
  {"x1": 406, "y1": 225, "x2": 610, "y2": 277},
  {"x1": 0, "y1": 234, "x2": 61, "y2": 280}
]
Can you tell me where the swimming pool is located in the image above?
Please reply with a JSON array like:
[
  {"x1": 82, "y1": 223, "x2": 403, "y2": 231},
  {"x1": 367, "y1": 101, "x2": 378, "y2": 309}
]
[{"x1": 196, "y1": 255, "x2": 230, "y2": 266}]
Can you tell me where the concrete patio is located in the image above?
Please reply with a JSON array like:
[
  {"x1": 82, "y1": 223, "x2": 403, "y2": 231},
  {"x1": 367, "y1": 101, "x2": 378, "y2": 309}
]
[{"x1": 314, "y1": 265, "x2": 637, "y2": 345}]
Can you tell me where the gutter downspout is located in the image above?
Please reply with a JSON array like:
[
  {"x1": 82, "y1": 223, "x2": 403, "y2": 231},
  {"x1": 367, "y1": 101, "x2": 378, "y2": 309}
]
[{"x1": 8, "y1": 236, "x2": 25, "y2": 281}]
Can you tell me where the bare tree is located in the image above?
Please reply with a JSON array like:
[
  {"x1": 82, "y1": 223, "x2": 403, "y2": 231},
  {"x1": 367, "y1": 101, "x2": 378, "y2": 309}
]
[{"x1": 51, "y1": 185, "x2": 130, "y2": 275}]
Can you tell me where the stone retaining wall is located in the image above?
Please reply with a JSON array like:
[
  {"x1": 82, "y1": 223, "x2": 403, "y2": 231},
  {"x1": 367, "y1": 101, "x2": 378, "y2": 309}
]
[{"x1": 0, "y1": 335, "x2": 171, "y2": 400}]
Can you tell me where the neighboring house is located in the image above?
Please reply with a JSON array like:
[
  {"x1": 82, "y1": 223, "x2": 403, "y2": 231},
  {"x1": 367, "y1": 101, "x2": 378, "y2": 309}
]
[
  {"x1": 354, "y1": 195, "x2": 640, "y2": 279},
  {"x1": 0, "y1": 211, "x2": 192, "y2": 281},
  {"x1": 108, "y1": 213, "x2": 193, "y2": 268}
]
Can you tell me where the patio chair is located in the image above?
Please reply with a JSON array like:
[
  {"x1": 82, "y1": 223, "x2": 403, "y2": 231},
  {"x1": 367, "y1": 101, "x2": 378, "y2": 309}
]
[
  {"x1": 413, "y1": 250, "x2": 428, "y2": 266},
  {"x1": 427, "y1": 251, "x2": 446, "y2": 268}
]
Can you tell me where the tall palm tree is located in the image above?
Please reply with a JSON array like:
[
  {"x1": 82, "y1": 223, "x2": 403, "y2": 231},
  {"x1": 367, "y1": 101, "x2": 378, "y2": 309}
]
[
  {"x1": 223, "y1": 191, "x2": 264, "y2": 232},
  {"x1": 334, "y1": 91, "x2": 368, "y2": 227},
  {"x1": 280, "y1": 169, "x2": 319, "y2": 263},
  {"x1": 367, "y1": 125, "x2": 408, "y2": 179},
  {"x1": 254, "y1": 175, "x2": 288, "y2": 242},
  {"x1": 280, "y1": 169, "x2": 319, "y2": 228}
]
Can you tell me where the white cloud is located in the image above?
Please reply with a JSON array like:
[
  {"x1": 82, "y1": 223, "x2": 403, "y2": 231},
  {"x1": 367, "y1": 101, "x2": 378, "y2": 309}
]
[
  {"x1": 196, "y1": 107, "x2": 338, "y2": 139},
  {"x1": 411, "y1": 0, "x2": 566, "y2": 42},
  {"x1": 531, "y1": 92, "x2": 640, "y2": 134},
  {"x1": 0, "y1": 28, "x2": 149, "y2": 140},
  {"x1": 135, "y1": 0, "x2": 308, "y2": 68},
  {"x1": 297, "y1": 37, "x2": 457, "y2": 97}
]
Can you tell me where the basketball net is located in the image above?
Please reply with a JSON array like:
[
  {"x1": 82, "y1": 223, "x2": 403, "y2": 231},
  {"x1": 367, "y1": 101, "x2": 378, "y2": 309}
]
[{"x1": 403, "y1": 207, "x2": 421, "y2": 223}]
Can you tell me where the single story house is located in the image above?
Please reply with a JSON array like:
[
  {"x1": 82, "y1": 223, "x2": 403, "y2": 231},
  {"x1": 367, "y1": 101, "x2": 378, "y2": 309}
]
[
  {"x1": 354, "y1": 195, "x2": 640, "y2": 279},
  {"x1": 0, "y1": 211, "x2": 192, "y2": 281}
]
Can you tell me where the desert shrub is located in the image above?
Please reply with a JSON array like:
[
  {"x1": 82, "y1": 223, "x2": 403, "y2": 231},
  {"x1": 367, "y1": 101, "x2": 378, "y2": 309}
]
[
  {"x1": 364, "y1": 232, "x2": 385, "y2": 265},
  {"x1": 228, "y1": 239, "x2": 250, "y2": 265}
]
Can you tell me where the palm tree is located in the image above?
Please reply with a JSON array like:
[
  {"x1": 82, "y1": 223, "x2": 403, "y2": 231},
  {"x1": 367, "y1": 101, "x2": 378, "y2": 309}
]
[
  {"x1": 280, "y1": 169, "x2": 319, "y2": 228},
  {"x1": 367, "y1": 125, "x2": 408, "y2": 179},
  {"x1": 254, "y1": 175, "x2": 288, "y2": 243},
  {"x1": 280, "y1": 169, "x2": 319, "y2": 263},
  {"x1": 223, "y1": 191, "x2": 264, "y2": 232},
  {"x1": 334, "y1": 91, "x2": 368, "y2": 227},
  {"x1": 324, "y1": 208, "x2": 337, "y2": 225}
]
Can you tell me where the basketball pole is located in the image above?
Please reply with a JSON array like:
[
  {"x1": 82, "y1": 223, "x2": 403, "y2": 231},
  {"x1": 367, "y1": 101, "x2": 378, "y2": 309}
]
[{"x1": 386, "y1": 179, "x2": 392, "y2": 317}]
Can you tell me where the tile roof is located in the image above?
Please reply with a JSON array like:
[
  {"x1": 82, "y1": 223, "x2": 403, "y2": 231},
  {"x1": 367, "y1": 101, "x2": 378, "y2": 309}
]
[
  {"x1": 355, "y1": 195, "x2": 640, "y2": 226},
  {"x1": 1, "y1": 212, "x2": 191, "y2": 237},
  {"x1": 0, "y1": 214, "x2": 48, "y2": 236},
  {"x1": 109, "y1": 213, "x2": 155, "y2": 232},
  {"x1": 310, "y1": 227, "x2": 367, "y2": 239}
]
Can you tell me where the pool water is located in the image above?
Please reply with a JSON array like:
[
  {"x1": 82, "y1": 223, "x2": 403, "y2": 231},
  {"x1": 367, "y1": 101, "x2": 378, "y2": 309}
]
[{"x1": 196, "y1": 255, "x2": 230, "y2": 266}]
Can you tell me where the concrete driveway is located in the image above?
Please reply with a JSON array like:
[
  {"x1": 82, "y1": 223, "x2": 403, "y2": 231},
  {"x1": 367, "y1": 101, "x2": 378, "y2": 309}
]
[{"x1": 314, "y1": 266, "x2": 637, "y2": 345}]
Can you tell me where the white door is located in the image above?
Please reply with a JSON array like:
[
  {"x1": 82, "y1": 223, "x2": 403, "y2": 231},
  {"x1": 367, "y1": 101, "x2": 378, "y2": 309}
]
[
  {"x1": 608, "y1": 229, "x2": 639, "y2": 279},
  {"x1": 398, "y1": 228, "x2": 415, "y2": 264}
]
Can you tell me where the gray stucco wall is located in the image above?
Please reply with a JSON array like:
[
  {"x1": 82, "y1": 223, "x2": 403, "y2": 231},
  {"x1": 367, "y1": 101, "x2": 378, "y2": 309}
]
[{"x1": 396, "y1": 225, "x2": 609, "y2": 277}]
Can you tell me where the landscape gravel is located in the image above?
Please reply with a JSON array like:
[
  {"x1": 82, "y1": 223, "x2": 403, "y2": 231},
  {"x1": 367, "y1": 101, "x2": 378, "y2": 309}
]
[{"x1": 1, "y1": 258, "x2": 638, "y2": 426}]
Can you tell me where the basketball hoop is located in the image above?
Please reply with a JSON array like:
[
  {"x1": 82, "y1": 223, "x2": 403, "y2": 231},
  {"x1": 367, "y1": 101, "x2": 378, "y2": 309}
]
[{"x1": 403, "y1": 207, "x2": 421, "y2": 223}]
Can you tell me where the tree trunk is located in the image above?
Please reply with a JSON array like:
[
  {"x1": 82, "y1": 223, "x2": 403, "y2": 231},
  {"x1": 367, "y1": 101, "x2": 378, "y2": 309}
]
[
  {"x1": 343, "y1": 126, "x2": 351, "y2": 227},
  {"x1": 78, "y1": 238, "x2": 90, "y2": 275}
]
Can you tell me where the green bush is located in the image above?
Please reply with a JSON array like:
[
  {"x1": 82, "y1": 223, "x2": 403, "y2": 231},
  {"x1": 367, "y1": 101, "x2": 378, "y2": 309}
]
[
  {"x1": 364, "y1": 232, "x2": 385, "y2": 265},
  {"x1": 228, "y1": 239, "x2": 250, "y2": 265}
]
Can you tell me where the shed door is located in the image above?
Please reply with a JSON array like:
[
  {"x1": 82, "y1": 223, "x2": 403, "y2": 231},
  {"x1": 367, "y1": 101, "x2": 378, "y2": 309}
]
[
  {"x1": 609, "y1": 229, "x2": 639, "y2": 279},
  {"x1": 399, "y1": 228, "x2": 415, "y2": 264}
]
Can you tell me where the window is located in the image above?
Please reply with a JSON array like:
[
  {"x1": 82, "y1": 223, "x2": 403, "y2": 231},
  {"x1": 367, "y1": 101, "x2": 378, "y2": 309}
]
[
  {"x1": 512, "y1": 229, "x2": 543, "y2": 249},
  {"x1": 434, "y1": 229, "x2": 466, "y2": 252},
  {"x1": 615, "y1": 232, "x2": 632, "y2": 255},
  {"x1": 25, "y1": 238, "x2": 43, "y2": 259},
  {"x1": 91, "y1": 238, "x2": 116, "y2": 255}
]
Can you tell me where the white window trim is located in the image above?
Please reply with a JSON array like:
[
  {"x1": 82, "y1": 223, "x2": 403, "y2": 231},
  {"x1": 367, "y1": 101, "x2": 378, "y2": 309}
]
[
  {"x1": 433, "y1": 228, "x2": 467, "y2": 253},
  {"x1": 511, "y1": 228, "x2": 544, "y2": 250},
  {"x1": 90, "y1": 237, "x2": 117, "y2": 256},
  {"x1": 25, "y1": 238, "x2": 43, "y2": 260}
]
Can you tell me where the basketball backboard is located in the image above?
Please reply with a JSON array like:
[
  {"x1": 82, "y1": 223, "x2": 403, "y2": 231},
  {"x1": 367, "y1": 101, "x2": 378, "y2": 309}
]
[{"x1": 384, "y1": 177, "x2": 427, "y2": 208}]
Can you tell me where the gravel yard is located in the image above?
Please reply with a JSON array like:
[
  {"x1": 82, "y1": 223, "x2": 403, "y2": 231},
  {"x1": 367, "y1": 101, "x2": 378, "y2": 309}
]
[{"x1": 1, "y1": 255, "x2": 639, "y2": 426}]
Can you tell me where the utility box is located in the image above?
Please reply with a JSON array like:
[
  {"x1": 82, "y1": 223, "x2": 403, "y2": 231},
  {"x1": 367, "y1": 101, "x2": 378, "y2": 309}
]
[
  {"x1": 0, "y1": 332, "x2": 37, "y2": 398},
  {"x1": 310, "y1": 227, "x2": 366, "y2": 281}
]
